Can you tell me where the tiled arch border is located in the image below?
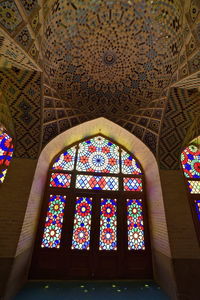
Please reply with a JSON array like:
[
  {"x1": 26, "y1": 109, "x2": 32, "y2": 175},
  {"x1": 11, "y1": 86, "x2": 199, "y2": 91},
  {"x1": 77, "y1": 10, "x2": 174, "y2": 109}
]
[{"x1": 18, "y1": 117, "x2": 176, "y2": 297}]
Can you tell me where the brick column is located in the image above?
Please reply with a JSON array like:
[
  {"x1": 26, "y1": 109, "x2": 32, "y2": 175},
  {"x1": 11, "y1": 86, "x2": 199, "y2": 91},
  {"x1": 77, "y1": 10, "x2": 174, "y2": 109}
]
[
  {"x1": 0, "y1": 158, "x2": 37, "y2": 300},
  {"x1": 159, "y1": 169, "x2": 200, "y2": 300}
]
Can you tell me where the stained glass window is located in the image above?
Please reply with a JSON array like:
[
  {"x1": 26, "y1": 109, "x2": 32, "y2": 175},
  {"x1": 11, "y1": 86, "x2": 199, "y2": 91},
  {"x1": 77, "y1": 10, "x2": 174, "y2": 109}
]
[
  {"x1": 194, "y1": 200, "x2": 200, "y2": 221},
  {"x1": 188, "y1": 181, "x2": 200, "y2": 194},
  {"x1": 0, "y1": 129, "x2": 14, "y2": 183},
  {"x1": 0, "y1": 169, "x2": 7, "y2": 183},
  {"x1": 42, "y1": 135, "x2": 146, "y2": 254},
  {"x1": 76, "y1": 136, "x2": 119, "y2": 173},
  {"x1": 76, "y1": 175, "x2": 119, "y2": 191},
  {"x1": 41, "y1": 195, "x2": 66, "y2": 248},
  {"x1": 121, "y1": 149, "x2": 142, "y2": 175},
  {"x1": 99, "y1": 198, "x2": 117, "y2": 250},
  {"x1": 181, "y1": 145, "x2": 200, "y2": 178},
  {"x1": 127, "y1": 199, "x2": 145, "y2": 250},
  {"x1": 71, "y1": 197, "x2": 92, "y2": 250},
  {"x1": 4, "y1": 144, "x2": 14, "y2": 167},
  {"x1": 0, "y1": 132, "x2": 11, "y2": 163},
  {"x1": 50, "y1": 173, "x2": 71, "y2": 188},
  {"x1": 52, "y1": 146, "x2": 76, "y2": 171},
  {"x1": 123, "y1": 177, "x2": 143, "y2": 191}
]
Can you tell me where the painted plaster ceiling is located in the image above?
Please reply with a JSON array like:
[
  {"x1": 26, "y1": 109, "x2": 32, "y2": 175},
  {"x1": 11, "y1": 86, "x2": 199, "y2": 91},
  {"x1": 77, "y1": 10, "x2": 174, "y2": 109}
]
[{"x1": 42, "y1": 0, "x2": 183, "y2": 117}]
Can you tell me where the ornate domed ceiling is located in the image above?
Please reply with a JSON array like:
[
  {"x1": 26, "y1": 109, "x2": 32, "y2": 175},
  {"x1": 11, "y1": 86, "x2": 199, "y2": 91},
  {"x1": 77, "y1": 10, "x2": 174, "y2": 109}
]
[
  {"x1": 42, "y1": 0, "x2": 183, "y2": 117},
  {"x1": 0, "y1": 0, "x2": 200, "y2": 168}
]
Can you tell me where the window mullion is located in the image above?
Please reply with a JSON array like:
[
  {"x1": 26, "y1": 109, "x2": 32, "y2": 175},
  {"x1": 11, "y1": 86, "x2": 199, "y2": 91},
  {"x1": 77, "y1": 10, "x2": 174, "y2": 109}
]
[
  {"x1": 70, "y1": 145, "x2": 79, "y2": 189},
  {"x1": 119, "y1": 148, "x2": 124, "y2": 192}
]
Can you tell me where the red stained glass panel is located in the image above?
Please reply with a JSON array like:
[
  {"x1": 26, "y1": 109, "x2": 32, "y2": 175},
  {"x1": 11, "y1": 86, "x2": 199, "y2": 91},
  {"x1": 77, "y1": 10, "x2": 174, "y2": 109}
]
[
  {"x1": 76, "y1": 174, "x2": 119, "y2": 191},
  {"x1": 123, "y1": 177, "x2": 143, "y2": 191},
  {"x1": 71, "y1": 197, "x2": 92, "y2": 250},
  {"x1": 99, "y1": 198, "x2": 117, "y2": 250},
  {"x1": 127, "y1": 199, "x2": 145, "y2": 250}
]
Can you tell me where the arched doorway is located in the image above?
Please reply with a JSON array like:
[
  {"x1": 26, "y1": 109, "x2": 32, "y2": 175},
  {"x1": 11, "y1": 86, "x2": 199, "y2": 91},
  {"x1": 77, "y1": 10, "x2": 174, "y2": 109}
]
[{"x1": 30, "y1": 134, "x2": 152, "y2": 279}]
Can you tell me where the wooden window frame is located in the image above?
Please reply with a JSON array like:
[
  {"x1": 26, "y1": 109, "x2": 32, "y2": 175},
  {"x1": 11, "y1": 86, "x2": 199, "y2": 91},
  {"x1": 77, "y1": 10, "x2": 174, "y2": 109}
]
[{"x1": 30, "y1": 134, "x2": 152, "y2": 279}]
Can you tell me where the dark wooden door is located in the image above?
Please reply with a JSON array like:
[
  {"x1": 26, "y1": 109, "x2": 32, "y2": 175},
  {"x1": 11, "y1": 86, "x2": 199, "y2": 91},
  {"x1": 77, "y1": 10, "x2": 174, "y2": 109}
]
[{"x1": 30, "y1": 190, "x2": 152, "y2": 279}]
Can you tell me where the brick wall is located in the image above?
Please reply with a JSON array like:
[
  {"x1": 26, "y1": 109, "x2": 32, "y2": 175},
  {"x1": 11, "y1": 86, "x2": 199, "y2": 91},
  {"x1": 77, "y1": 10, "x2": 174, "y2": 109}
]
[
  {"x1": 160, "y1": 170, "x2": 200, "y2": 259},
  {"x1": 1, "y1": 118, "x2": 199, "y2": 300},
  {"x1": 0, "y1": 158, "x2": 37, "y2": 258}
]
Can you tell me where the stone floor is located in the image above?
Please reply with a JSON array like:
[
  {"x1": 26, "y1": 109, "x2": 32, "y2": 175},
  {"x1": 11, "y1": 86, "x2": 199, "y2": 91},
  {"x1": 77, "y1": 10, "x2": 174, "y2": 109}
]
[{"x1": 15, "y1": 280, "x2": 170, "y2": 300}]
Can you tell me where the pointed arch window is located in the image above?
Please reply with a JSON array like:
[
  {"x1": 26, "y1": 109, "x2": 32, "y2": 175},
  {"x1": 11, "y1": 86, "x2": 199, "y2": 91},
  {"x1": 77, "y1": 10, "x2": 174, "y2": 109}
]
[
  {"x1": 31, "y1": 135, "x2": 151, "y2": 279},
  {"x1": 181, "y1": 143, "x2": 200, "y2": 240},
  {"x1": 0, "y1": 127, "x2": 14, "y2": 184}
]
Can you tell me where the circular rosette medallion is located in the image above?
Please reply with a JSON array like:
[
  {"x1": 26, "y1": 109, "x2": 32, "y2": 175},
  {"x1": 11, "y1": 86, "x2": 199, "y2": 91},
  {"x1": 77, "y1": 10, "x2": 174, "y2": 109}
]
[
  {"x1": 77, "y1": 201, "x2": 91, "y2": 217},
  {"x1": 88, "y1": 152, "x2": 109, "y2": 171},
  {"x1": 43, "y1": 224, "x2": 60, "y2": 248},
  {"x1": 191, "y1": 160, "x2": 200, "y2": 178},
  {"x1": 102, "y1": 203, "x2": 115, "y2": 218},
  {"x1": 101, "y1": 228, "x2": 116, "y2": 246},
  {"x1": 74, "y1": 227, "x2": 89, "y2": 248},
  {"x1": 49, "y1": 200, "x2": 64, "y2": 215},
  {"x1": 128, "y1": 228, "x2": 144, "y2": 250}
]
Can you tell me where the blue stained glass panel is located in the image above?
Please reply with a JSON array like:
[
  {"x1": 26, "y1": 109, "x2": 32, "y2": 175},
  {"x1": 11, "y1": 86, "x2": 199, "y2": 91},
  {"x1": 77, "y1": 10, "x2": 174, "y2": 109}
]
[
  {"x1": 194, "y1": 200, "x2": 200, "y2": 221},
  {"x1": 0, "y1": 169, "x2": 7, "y2": 183}
]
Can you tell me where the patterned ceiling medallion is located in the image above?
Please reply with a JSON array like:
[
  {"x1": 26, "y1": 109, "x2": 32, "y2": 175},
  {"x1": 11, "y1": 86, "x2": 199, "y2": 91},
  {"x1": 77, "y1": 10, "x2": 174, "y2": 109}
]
[
  {"x1": 103, "y1": 51, "x2": 117, "y2": 66},
  {"x1": 42, "y1": 0, "x2": 183, "y2": 117}
]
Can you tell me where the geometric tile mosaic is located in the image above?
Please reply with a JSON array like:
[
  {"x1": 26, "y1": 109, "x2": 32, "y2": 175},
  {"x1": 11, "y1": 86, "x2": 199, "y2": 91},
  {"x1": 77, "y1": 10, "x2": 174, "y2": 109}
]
[
  {"x1": 0, "y1": 68, "x2": 42, "y2": 159},
  {"x1": 1, "y1": 0, "x2": 200, "y2": 166},
  {"x1": 0, "y1": 1, "x2": 23, "y2": 33},
  {"x1": 19, "y1": 0, "x2": 38, "y2": 16},
  {"x1": 0, "y1": 28, "x2": 39, "y2": 71},
  {"x1": 159, "y1": 88, "x2": 200, "y2": 169},
  {"x1": 15, "y1": 26, "x2": 32, "y2": 50}
]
